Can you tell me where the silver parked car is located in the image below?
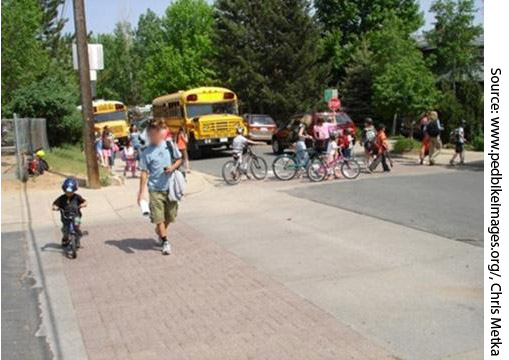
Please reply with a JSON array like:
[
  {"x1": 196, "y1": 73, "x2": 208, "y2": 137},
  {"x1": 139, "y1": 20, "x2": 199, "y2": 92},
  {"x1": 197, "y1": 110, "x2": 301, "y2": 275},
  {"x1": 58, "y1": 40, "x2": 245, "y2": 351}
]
[{"x1": 243, "y1": 114, "x2": 277, "y2": 143}]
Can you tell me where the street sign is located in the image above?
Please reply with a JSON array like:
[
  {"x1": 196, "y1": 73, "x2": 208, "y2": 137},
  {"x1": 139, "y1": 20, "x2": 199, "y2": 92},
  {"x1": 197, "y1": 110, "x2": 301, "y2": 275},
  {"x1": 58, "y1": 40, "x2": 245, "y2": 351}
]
[
  {"x1": 328, "y1": 98, "x2": 341, "y2": 111},
  {"x1": 324, "y1": 88, "x2": 338, "y2": 103},
  {"x1": 72, "y1": 44, "x2": 104, "y2": 70}
]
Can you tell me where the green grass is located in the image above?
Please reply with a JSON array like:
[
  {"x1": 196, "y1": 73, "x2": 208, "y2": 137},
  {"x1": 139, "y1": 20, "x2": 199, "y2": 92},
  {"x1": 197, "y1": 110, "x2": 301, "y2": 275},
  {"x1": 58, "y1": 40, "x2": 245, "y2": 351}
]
[{"x1": 45, "y1": 144, "x2": 109, "y2": 179}]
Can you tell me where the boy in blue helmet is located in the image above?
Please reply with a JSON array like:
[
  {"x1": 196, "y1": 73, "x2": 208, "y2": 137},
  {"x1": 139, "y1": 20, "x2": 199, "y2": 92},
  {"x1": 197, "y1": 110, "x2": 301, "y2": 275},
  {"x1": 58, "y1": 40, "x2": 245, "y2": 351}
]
[{"x1": 52, "y1": 177, "x2": 87, "y2": 246}]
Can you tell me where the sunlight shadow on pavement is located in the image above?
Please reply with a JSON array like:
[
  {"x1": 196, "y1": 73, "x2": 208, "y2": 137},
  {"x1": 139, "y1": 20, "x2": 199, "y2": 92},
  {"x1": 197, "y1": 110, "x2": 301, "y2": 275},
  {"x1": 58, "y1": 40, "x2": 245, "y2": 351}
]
[{"x1": 105, "y1": 238, "x2": 159, "y2": 254}]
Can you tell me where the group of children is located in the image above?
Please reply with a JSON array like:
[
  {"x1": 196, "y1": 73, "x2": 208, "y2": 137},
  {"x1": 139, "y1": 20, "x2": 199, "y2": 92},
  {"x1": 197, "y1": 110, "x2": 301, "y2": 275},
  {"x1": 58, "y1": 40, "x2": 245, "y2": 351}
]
[{"x1": 299, "y1": 116, "x2": 390, "y2": 175}]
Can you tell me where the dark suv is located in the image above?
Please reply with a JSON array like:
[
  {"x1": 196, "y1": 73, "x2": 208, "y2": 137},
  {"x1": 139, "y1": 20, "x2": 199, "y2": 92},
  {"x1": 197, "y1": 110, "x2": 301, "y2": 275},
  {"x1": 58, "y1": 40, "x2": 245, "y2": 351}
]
[{"x1": 271, "y1": 111, "x2": 355, "y2": 154}]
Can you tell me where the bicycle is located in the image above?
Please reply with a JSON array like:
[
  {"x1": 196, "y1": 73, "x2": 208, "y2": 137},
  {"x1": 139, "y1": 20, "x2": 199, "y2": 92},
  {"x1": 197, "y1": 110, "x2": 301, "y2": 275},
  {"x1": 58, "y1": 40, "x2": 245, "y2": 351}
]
[
  {"x1": 58, "y1": 209, "x2": 82, "y2": 259},
  {"x1": 222, "y1": 146, "x2": 268, "y2": 185},
  {"x1": 307, "y1": 150, "x2": 361, "y2": 182},
  {"x1": 272, "y1": 147, "x2": 325, "y2": 181}
]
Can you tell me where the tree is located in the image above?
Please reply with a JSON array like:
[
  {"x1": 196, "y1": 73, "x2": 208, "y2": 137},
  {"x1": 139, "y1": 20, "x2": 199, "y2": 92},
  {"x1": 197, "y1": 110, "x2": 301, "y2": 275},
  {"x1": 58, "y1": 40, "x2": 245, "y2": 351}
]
[
  {"x1": 426, "y1": 0, "x2": 484, "y2": 138},
  {"x1": 94, "y1": 22, "x2": 142, "y2": 104},
  {"x1": 369, "y1": 15, "x2": 438, "y2": 132},
  {"x1": 315, "y1": 0, "x2": 423, "y2": 84},
  {"x1": 214, "y1": 0, "x2": 328, "y2": 121},
  {"x1": 426, "y1": 0, "x2": 483, "y2": 84},
  {"x1": 133, "y1": 9, "x2": 164, "y2": 66},
  {"x1": 140, "y1": 0, "x2": 216, "y2": 100},
  {"x1": 340, "y1": 38, "x2": 374, "y2": 122},
  {"x1": 7, "y1": 78, "x2": 80, "y2": 145},
  {"x1": 38, "y1": 0, "x2": 67, "y2": 56},
  {"x1": 1, "y1": 0, "x2": 49, "y2": 106}
]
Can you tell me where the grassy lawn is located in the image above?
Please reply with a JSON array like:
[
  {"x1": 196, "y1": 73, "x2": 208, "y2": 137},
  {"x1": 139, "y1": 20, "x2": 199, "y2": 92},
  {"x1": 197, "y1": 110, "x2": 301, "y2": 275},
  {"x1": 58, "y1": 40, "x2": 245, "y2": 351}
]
[{"x1": 45, "y1": 144, "x2": 110, "y2": 183}]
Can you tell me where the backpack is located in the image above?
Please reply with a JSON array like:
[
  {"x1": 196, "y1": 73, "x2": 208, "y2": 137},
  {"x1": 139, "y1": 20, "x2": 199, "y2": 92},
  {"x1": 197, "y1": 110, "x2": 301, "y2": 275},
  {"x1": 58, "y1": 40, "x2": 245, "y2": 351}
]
[
  {"x1": 363, "y1": 127, "x2": 376, "y2": 144},
  {"x1": 452, "y1": 127, "x2": 464, "y2": 144},
  {"x1": 427, "y1": 121, "x2": 440, "y2": 137}
]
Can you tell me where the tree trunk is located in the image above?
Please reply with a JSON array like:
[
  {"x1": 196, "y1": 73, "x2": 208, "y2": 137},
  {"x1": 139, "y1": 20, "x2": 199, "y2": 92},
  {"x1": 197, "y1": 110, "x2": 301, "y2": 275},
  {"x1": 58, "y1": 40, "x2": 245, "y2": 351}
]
[{"x1": 391, "y1": 113, "x2": 398, "y2": 137}]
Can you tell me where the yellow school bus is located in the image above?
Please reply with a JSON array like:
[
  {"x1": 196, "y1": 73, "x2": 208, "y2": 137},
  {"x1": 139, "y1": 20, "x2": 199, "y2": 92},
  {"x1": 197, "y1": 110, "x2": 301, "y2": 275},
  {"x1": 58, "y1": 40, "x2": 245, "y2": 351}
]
[
  {"x1": 152, "y1": 87, "x2": 245, "y2": 157},
  {"x1": 92, "y1": 100, "x2": 129, "y2": 142}
]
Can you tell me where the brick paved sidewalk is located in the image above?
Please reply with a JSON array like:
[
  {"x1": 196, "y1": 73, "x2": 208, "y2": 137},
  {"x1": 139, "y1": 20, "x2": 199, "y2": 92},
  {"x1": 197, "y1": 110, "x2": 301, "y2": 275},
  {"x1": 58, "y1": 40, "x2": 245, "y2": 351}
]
[{"x1": 64, "y1": 220, "x2": 395, "y2": 360}]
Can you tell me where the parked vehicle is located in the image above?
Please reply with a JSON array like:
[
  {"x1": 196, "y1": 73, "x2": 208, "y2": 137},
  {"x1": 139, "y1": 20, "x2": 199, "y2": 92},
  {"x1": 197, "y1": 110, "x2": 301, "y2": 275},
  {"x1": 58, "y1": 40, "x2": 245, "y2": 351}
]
[
  {"x1": 271, "y1": 112, "x2": 356, "y2": 155},
  {"x1": 243, "y1": 114, "x2": 276, "y2": 143}
]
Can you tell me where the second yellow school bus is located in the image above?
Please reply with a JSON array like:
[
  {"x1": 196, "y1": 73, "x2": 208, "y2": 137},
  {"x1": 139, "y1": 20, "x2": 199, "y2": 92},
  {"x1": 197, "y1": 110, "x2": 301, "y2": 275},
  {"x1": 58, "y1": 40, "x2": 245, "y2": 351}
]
[
  {"x1": 152, "y1": 87, "x2": 245, "y2": 157},
  {"x1": 92, "y1": 100, "x2": 129, "y2": 142}
]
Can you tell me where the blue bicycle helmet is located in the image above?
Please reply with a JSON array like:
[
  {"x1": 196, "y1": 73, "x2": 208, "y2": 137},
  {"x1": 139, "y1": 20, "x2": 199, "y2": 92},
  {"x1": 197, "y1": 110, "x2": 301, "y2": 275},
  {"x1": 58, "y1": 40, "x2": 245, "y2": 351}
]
[{"x1": 62, "y1": 177, "x2": 78, "y2": 193}]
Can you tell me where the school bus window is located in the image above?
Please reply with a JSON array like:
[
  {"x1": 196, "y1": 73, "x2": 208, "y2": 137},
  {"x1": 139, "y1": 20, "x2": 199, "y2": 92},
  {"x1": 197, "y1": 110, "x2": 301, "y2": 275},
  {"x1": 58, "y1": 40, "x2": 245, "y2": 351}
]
[
  {"x1": 186, "y1": 102, "x2": 238, "y2": 118},
  {"x1": 94, "y1": 111, "x2": 126, "y2": 123}
]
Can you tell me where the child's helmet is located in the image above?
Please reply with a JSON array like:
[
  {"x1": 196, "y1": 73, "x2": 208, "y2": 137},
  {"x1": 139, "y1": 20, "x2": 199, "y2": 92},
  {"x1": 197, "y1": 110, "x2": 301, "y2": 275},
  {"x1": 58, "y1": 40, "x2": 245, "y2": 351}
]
[
  {"x1": 236, "y1": 126, "x2": 244, "y2": 135},
  {"x1": 62, "y1": 177, "x2": 78, "y2": 193},
  {"x1": 36, "y1": 150, "x2": 46, "y2": 158}
]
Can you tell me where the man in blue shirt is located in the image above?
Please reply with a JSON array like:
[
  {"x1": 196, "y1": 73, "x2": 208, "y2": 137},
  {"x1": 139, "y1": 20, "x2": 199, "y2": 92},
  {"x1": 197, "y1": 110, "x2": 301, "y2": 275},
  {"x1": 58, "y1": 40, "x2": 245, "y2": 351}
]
[{"x1": 138, "y1": 121, "x2": 182, "y2": 255}]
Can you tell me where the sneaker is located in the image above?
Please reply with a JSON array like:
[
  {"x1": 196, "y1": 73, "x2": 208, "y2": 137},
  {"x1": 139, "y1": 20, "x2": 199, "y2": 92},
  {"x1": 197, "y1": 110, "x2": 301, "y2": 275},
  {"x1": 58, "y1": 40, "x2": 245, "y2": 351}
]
[
  {"x1": 162, "y1": 241, "x2": 172, "y2": 255},
  {"x1": 449, "y1": 160, "x2": 454, "y2": 166}
]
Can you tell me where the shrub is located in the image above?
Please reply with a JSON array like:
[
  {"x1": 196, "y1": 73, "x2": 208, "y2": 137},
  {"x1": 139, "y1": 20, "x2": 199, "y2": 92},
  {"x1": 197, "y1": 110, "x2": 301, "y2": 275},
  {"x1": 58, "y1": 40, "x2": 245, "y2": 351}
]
[
  {"x1": 392, "y1": 137, "x2": 420, "y2": 154},
  {"x1": 472, "y1": 133, "x2": 483, "y2": 151},
  {"x1": 6, "y1": 77, "x2": 79, "y2": 146}
]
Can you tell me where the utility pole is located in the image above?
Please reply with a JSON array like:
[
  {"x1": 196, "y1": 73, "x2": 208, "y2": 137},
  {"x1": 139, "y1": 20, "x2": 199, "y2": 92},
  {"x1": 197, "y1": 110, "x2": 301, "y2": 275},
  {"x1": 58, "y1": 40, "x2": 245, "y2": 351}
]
[{"x1": 73, "y1": 0, "x2": 101, "y2": 188}]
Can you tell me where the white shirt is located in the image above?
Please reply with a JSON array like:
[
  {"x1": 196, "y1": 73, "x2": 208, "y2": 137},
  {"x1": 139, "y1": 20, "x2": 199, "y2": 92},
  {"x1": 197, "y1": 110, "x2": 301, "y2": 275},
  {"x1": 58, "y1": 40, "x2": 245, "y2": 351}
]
[{"x1": 232, "y1": 135, "x2": 248, "y2": 154}]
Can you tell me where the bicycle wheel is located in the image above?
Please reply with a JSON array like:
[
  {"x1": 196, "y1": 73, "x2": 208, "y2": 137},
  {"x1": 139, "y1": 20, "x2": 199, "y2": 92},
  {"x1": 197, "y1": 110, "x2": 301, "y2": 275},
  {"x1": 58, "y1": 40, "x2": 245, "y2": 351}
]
[
  {"x1": 272, "y1": 155, "x2": 297, "y2": 181},
  {"x1": 341, "y1": 159, "x2": 361, "y2": 179},
  {"x1": 250, "y1": 156, "x2": 268, "y2": 180},
  {"x1": 307, "y1": 158, "x2": 327, "y2": 182},
  {"x1": 222, "y1": 160, "x2": 242, "y2": 185},
  {"x1": 68, "y1": 234, "x2": 77, "y2": 259}
]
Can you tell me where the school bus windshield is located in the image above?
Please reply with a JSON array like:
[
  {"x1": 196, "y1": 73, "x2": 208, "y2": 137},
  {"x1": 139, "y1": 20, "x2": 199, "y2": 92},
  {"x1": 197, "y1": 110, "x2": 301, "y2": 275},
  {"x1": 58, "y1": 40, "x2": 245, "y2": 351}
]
[
  {"x1": 93, "y1": 111, "x2": 126, "y2": 123},
  {"x1": 186, "y1": 102, "x2": 238, "y2": 118}
]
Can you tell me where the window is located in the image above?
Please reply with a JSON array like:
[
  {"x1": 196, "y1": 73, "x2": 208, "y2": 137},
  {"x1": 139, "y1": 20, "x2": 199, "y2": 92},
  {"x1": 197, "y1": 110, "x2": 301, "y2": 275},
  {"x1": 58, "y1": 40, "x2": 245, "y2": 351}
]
[
  {"x1": 250, "y1": 116, "x2": 275, "y2": 126},
  {"x1": 165, "y1": 102, "x2": 181, "y2": 117},
  {"x1": 93, "y1": 111, "x2": 126, "y2": 123},
  {"x1": 186, "y1": 102, "x2": 238, "y2": 118},
  {"x1": 335, "y1": 113, "x2": 353, "y2": 125}
]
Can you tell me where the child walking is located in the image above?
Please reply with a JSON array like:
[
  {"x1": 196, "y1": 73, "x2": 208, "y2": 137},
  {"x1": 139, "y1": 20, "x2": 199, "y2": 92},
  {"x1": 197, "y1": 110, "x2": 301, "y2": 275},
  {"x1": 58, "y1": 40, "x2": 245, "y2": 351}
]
[
  {"x1": 122, "y1": 139, "x2": 137, "y2": 177},
  {"x1": 368, "y1": 124, "x2": 391, "y2": 172}
]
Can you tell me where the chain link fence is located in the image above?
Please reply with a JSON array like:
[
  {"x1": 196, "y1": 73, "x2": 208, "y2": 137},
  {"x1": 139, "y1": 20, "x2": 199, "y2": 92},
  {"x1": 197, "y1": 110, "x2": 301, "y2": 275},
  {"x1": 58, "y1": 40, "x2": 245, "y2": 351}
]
[{"x1": 1, "y1": 117, "x2": 49, "y2": 181}]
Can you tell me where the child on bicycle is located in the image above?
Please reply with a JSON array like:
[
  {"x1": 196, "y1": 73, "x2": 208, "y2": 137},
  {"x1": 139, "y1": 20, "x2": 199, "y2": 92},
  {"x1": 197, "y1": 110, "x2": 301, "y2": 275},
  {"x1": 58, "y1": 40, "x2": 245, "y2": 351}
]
[
  {"x1": 52, "y1": 178, "x2": 87, "y2": 246},
  {"x1": 232, "y1": 127, "x2": 264, "y2": 169}
]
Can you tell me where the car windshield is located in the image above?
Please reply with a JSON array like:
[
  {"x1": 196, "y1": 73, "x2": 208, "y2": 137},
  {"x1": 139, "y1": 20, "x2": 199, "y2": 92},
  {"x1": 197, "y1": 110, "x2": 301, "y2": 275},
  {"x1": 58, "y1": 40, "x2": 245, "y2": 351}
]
[
  {"x1": 186, "y1": 102, "x2": 238, "y2": 118},
  {"x1": 335, "y1": 113, "x2": 353, "y2": 125},
  {"x1": 94, "y1": 111, "x2": 126, "y2": 123},
  {"x1": 250, "y1": 116, "x2": 274, "y2": 126}
]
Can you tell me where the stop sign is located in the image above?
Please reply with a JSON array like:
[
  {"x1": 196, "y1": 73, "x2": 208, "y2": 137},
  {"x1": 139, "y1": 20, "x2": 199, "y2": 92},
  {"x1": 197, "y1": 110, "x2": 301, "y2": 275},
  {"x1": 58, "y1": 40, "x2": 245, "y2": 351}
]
[{"x1": 328, "y1": 97, "x2": 341, "y2": 111}]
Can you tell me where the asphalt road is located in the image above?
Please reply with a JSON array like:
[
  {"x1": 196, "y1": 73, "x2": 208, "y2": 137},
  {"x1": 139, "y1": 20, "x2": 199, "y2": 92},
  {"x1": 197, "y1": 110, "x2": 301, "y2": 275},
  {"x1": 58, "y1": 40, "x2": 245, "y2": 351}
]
[
  {"x1": 287, "y1": 169, "x2": 484, "y2": 246},
  {"x1": 2, "y1": 231, "x2": 52, "y2": 360}
]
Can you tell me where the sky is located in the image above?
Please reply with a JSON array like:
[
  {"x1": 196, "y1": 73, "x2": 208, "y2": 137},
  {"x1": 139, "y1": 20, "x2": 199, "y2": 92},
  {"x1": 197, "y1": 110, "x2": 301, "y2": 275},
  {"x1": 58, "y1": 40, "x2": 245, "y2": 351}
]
[{"x1": 62, "y1": 0, "x2": 484, "y2": 35}]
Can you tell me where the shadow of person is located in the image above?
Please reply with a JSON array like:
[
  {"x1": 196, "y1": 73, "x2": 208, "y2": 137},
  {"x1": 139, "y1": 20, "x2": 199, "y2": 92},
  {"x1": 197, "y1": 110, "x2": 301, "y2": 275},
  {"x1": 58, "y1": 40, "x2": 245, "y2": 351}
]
[
  {"x1": 105, "y1": 238, "x2": 158, "y2": 254},
  {"x1": 41, "y1": 243, "x2": 66, "y2": 253}
]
